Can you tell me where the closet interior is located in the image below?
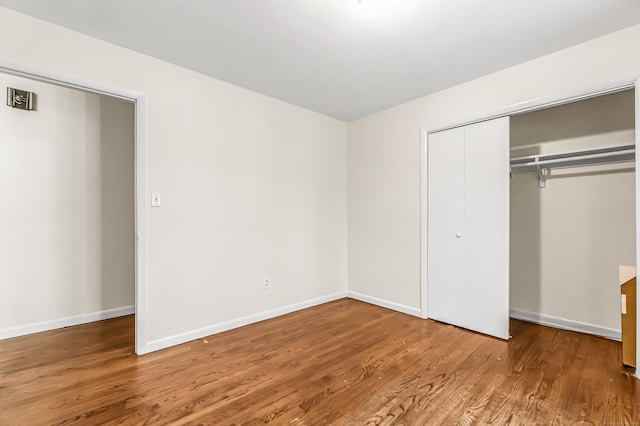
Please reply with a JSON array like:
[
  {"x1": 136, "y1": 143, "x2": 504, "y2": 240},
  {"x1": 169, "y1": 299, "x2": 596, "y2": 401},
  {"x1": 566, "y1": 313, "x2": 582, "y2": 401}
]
[{"x1": 509, "y1": 89, "x2": 636, "y2": 342}]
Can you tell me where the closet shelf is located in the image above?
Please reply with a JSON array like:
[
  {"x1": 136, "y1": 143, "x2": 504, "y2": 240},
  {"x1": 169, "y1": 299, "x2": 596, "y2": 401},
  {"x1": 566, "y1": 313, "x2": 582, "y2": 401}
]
[{"x1": 510, "y1": 144, "x2": 635, "y2": 188}]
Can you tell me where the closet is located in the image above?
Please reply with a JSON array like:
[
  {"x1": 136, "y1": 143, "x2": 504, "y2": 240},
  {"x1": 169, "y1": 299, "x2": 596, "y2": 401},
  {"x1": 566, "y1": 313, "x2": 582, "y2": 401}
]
[
  {"x1": 426, "y1": 88, "x2": 636, "y2": 342},
  {"x1": 509, "y1": 89, "x2": 636, "y2": 339}
]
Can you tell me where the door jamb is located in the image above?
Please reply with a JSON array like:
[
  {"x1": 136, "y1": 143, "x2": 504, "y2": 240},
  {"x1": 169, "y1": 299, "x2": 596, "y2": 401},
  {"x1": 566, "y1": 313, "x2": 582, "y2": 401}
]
[{"x1": 634, "y1": 77, "x2": 639, "y2": 375}]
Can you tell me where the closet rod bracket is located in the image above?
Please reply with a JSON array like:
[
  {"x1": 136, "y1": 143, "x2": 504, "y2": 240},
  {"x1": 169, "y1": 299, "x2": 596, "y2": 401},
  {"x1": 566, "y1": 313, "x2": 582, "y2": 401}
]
[{"x1": 538, "y1": 166, "x2": 548, "y2": 188}]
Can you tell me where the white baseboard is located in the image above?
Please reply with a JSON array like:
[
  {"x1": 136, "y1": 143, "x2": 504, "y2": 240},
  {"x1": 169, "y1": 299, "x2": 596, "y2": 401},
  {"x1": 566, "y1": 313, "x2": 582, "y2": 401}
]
[
  {"x1": 509, "y1": 308, "x2": 621, "y2": 341},
  {"x1": 347, "y1": 290, "x2": 422, "y2": 318},
  {"x1": 0, "y1": 305, "x2": 135, "y2": 340},
  {"x1": 144, "y1": 291, "x2": 348, "y2": 354}
]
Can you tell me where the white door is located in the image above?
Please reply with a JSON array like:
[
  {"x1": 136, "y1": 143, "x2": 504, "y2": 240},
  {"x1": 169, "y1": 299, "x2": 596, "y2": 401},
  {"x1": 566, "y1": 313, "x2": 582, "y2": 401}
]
[{"x1": 427, "y1": 117, "x2": 510, "y2": 339}]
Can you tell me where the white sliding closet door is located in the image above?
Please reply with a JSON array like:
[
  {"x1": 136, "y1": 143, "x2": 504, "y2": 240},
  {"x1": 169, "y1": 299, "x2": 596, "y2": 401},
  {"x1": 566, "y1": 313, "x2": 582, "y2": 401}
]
[{"x1": 427, "y1": 117, "x2": 510, "y2": 340}]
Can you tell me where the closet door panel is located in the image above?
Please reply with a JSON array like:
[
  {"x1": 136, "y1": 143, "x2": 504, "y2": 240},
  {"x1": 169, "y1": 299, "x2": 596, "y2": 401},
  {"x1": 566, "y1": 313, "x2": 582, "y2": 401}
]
[
  {"x1": 427, "y1": 127, "x2": 465, "y2": 325},
  {"x1": 464, "y1": 117, "x2": 510, "y2": 339},
  {"x1": 426, "y1": 117, "x2": 510, "y2": 340}
]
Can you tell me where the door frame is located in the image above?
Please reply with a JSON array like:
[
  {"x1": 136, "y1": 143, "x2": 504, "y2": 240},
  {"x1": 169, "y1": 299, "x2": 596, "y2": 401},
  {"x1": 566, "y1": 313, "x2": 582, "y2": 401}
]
[
  {"x1": 420, "y1": 78, "x2": 639, "y2": 372},
  {"x1": 0, "y1": 59, "x2": 148, "y2": 355}
]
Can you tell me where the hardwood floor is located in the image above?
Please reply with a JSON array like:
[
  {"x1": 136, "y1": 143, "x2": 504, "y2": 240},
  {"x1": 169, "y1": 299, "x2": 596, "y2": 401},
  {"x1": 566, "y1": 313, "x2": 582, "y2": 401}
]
[{"x1": 1, "y1": 298, "x2": 639, "y2": 425}]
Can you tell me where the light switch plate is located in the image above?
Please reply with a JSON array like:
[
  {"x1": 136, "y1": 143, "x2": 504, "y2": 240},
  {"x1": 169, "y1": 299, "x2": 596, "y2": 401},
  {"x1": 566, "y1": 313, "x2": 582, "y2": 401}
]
[{"x1": 151, "y1": 192, "x2": 161, "y2": 207}]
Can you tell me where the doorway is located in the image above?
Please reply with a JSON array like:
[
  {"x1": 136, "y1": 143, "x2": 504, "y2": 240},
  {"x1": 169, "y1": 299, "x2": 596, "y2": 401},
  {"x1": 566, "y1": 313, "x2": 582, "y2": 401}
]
[
  {"x1": 421, "y1": 81, "x2": 640, "y2": 370},
  {"x1": 0, "y1": 66, "x2": 146, "y2": 354}
]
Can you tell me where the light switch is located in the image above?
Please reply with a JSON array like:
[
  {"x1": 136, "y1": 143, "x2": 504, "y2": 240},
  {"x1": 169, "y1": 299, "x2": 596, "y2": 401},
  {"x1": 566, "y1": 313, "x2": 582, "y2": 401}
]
[{"x1": 151, "y1": 192, "x2": 161, "y2": 207}]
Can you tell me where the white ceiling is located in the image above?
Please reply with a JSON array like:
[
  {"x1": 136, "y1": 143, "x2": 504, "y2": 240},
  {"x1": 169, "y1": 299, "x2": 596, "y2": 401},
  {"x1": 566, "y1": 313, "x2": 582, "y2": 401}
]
[{"x1": 1, "y1": 0, "x2": 639, "y2": 121}]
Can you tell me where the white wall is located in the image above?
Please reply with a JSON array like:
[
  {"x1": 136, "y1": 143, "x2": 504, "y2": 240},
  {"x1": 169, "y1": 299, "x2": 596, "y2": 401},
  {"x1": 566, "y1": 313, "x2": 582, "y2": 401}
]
[
  {"x1": 348, "y1": 24, "x2": 640, "y2": 310},
  {"x1": 0, "y1": 8, "x2": 347, "y2": 351},
  {"x1": 0, "y1": 73, "x2": 134, "y2": 334},
  {"x1": 510, "y1": 91, "x2": 635, "y2": 334}
]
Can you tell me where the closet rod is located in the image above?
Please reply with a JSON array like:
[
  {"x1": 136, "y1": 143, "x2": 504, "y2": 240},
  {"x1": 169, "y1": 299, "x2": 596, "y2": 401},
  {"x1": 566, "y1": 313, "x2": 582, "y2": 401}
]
[{"x1": 510, "y1": 144, "x2": 635, "y2": 188}]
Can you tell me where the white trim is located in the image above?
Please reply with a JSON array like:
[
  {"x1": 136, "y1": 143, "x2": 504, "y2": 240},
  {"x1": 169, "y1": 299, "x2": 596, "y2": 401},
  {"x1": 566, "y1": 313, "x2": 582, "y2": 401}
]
[
  {"x1": 347, "y1": 291, "x2": 422, "y2": 318},
  {"x1": 0, "y1": 306, "x2": 135, "y2": 340},
  {"x1": 145, "y1": 292, "x2": 348, "y2": 353},
  {"x1": 635, "y1": 77, "x2": 640, "y2": 375},
  {"x1": 134, "y1": 97, "x2": 147, "y2": 355},
  {"x1": 420, "y1": 128, "x2": 429, "y2": 319},
  {"x1": 0, "y1": 58, "x2": 147, "y2": 355},
  {"x1": 426, "y1": 81, "x2": 635, "y2": 135},
  {"x1": 0, "y1": 59, "x2": 139, "y2": 102},
  {"x1": 510, "y1": 309, "x2": 621, "y2": 341}
]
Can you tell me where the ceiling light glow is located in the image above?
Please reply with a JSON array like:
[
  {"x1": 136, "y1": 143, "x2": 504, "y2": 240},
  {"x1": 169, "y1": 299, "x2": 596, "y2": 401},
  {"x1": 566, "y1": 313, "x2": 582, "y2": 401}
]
[{"x1": 344, "y1": 0, "x2": 419, "y2": 23}]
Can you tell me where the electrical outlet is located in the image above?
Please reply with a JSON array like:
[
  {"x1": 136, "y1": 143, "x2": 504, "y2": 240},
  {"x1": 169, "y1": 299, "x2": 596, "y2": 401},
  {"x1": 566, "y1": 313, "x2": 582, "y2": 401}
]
[{"x1": 263, "y1": 277, "x2": 270, "y2": 289}]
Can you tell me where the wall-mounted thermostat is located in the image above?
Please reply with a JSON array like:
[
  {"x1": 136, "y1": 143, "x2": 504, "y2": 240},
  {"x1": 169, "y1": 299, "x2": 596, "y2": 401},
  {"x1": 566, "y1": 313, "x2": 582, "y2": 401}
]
[{"x1": 7, "y1": 87, "x2": 36, "y2": 111}]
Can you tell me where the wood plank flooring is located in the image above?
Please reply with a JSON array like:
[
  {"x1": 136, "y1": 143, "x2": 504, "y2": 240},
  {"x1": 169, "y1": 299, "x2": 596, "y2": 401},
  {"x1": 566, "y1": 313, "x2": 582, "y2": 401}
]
[{"x1": 1, "y1": 298, "x2": 639, "y2": 425}]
